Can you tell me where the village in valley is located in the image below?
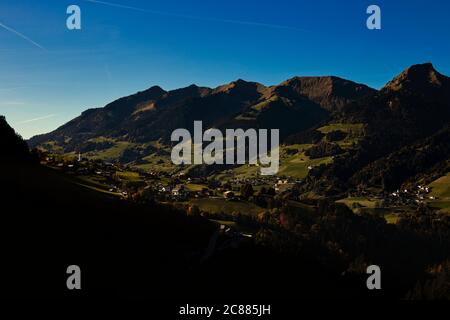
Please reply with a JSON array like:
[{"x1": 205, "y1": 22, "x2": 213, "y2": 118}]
[
  {"x1": 36, "y1": 148, "x2": 446, "y2": 232},
  {"x1": 39, "y1": 150, "x2": 285, "y2": 202}
]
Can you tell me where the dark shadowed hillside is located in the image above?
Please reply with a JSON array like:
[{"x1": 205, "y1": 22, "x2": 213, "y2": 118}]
[
  {"x1": 301, "y1": 63, "x2": 450, "y2": 195},
  {"x1": 0, "y1": 115, "x2": 31, "y2": 162},
  {"x1": 277, "y1": 76, "x2": 375, "y2": 111},
  {"x1": 351, "y1": 125, "x2": 450, "y2": 191}
]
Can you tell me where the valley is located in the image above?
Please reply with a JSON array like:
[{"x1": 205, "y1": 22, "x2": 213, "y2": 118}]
[
  {"x1": 27, "y1": 63, "x2": 450, "y2": 226},
  {"x1": 2, "y1": 62, "x2": 450, "y2": 299}
]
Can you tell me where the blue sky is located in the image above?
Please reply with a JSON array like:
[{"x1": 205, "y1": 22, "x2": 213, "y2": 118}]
[{"x1": 1, "y1": 0, "x2": 450, "y2": 138}]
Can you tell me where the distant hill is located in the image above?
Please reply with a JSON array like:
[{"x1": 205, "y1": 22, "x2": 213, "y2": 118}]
[
  {"x1": 339, "y1": 62, "x2": 450, "y2": 139},
  {"x1": 27, "y1": 63, "x2": 450, "y2": 195},
  {"x1": 28, "y1": 76, "x2": 375, "y2": 150},
  {"x1": 351, "y1": 125, "x2": 450, "y2": 191},
  {"x1": 302, "y1": 63, "x2": 450, "y2": 195},
  {"x1": 277, "y1": 75, "x2": 374, "y2": 111}
]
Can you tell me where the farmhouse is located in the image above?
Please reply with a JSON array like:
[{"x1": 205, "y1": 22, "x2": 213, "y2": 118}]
[{"x1": 274, "y1": 179, "x2": 295, "y2": 193}]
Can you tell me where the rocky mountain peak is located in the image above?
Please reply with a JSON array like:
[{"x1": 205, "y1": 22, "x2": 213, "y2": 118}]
[{"x1": 384, "y1": 63, "x2": 448, "y2": 92}]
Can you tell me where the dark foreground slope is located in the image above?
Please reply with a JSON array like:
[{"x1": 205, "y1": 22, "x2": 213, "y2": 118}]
[
  {"x1": 2, "y1": 161, "x2": 450, "y2": 300},
  {"x1": 0, "y1": 116, "x2": 32, "y2": 162},
  {"x1": 0, "y1": 163, "x2": 215, "y2": 298},
  {"x1": 0, "y1": 118, "x2": 420, "y2": 300},
  {"x1": 0, "y1": 165, "x2": 360, "y2": 299},
  {"x1": 0, "y1": 117, "x2": 351, "y2": 299},
  {"x1": 3, "y1": 163, "x2": 386, "y2": 299}
]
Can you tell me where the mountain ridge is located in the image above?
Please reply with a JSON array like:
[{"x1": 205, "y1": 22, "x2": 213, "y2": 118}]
[
  {"x1": 300, "y1": 63, "x2": 450, "y2": 195},
  {"x1": 26, "y1": 63, "x2": 450, "y2": 195},
  {"x1": 28, "y1": 75, "x2": 375, "y2": 148},
  {"x1": 383, "y1": 62, "x2": 450, "y2": 93}
]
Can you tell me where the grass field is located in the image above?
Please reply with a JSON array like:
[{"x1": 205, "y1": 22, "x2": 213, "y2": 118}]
[
  {"x1": 186, "y1": 183, "x2": 208, "y2": 192},
  {"x1": 336, "y1": 197, "x2": 404, "y2": 224},
  {"x1": 278, "y1": 152, "x2": 333, "y2": 178},
  {"x1": 428, "y1": 174, "x2": 450, "y2": 198},
  {"x1": 74, "y1": 180, "x2": 120, "y2": 197},
  {"x1": 428, "y1": 173, "x2": 450, "y2": 214},
  {"x1": 384, "y1": 213, "x2": 400, "y2": 224},
  {"x1": 212, "y1": 144, "x2": 333, "y2": 180},
  {"x1": 229, "y1": 164, "x2": 260, "y2": 179},
  {"x1": 86, "y1": 141, "x2": 134, "y2": 161},
  {"x1": 317, "y1": 123, "x2": 364, "y2": 149},
  {"x1": 278, "y1": 144, "x2": 332, "y2": 179},
  {"x1": 251, "y1": 95, "x2": 280, "y2": 111},
  {"x1": 336, "y1": 197, "x2": 379, "y2": 209},
  {"x1": 190, "y1": 198, "x2": 264, "y2": 216},
  {"x1": 61, "y1": 135, "x2": 337, "y2": 181},
  {"x1": 134, "y1": 149, "x2": 192, "y2": 174},
  {"x1": 317, "y1": 123, "x2": 364, "y2": 135},
  {"x1": 39, "y1": 140, "x2": 65, "y2": 153},
  {"x1": 47, "y1": 124, "x2": 360, "y2": 182},
  {"x1": 285, "y1": 200, "x2": 316, "y2": 213},
  {"x1": 44, "y1": 127, "x2": 353, "y2": 181},
  {"x1": 429, "y1": 201, "x2": 450, "y2": 213},
  {"x1": 115, "y1": 170, "x2": 142, "y2": 182},
  {"x1": 55, "y1": 171, "x2": 121, "y2": 197},
  {"x1": 80, "y1": 138, "x2": 180, "y2": 173}
]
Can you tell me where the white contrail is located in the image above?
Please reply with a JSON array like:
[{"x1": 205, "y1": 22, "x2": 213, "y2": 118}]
[
  {"x1": 84, "y1": 0, "x2": 306, "y2": 32},
  {"x1": 0, "y1": 21, "x2": 45, "y2": 50},
  {"x1": 19, "y1": 114, "x2": 56, "y2": 124}
]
